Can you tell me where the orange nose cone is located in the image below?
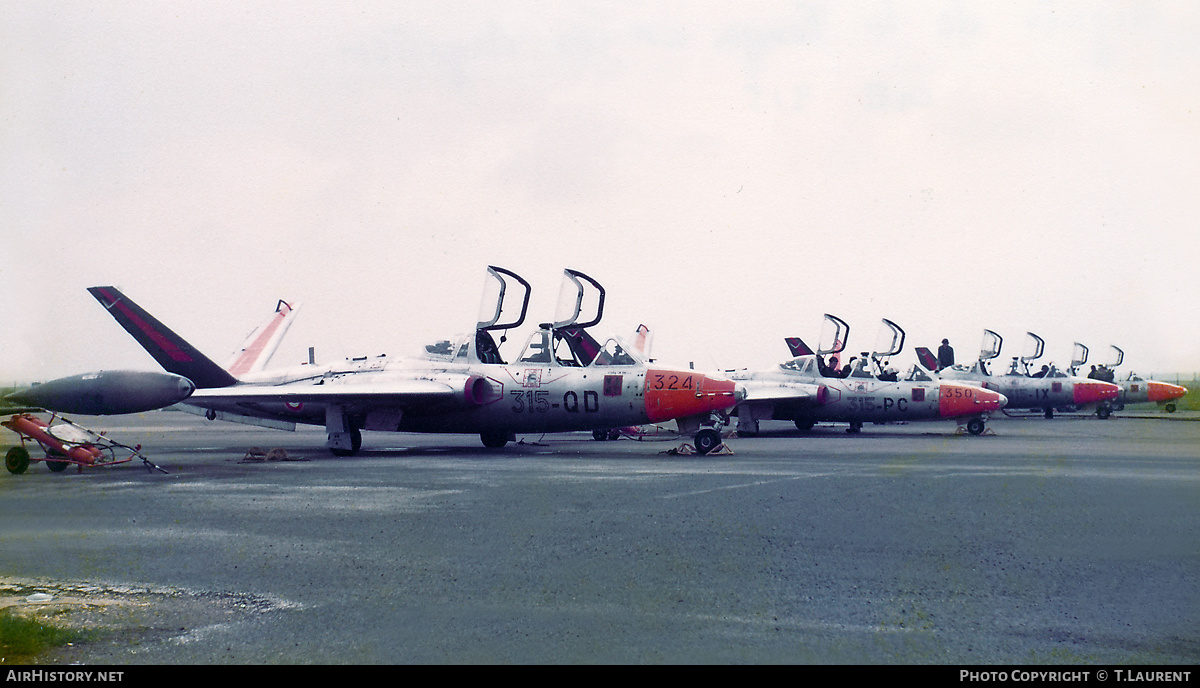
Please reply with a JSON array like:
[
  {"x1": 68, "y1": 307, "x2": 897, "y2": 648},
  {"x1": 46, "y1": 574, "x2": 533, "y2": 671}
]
[
  {"x1": 938, "y1": 383, "x2": 1005, "y2": 418},
  {"x1": 1073, "y1": 381, "x2": 1119, "y2": 404},
  {"x1": 644, "y1": 369, "x2": 739, "y2": 423},
  {"x1": 1148, "y1": 381, "x2": 1187, "y2": 403}
]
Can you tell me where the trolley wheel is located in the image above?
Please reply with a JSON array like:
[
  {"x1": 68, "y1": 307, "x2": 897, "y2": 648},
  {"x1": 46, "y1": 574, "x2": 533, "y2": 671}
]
[
  {"x1": 6, "y1": 446, "x2": 30, "y2": 475},
  {"x1": 47, "y1": 460, "x2": 70, "y2": 472}
]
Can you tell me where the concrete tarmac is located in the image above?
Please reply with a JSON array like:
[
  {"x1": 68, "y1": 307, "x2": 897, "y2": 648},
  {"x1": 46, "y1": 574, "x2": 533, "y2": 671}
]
[{"x1": 1, "y1": 411, "x2": 1197, "y2": 664}]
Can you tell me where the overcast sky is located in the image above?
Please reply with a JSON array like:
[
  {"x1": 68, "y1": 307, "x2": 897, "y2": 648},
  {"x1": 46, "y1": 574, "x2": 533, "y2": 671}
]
[{"x1": 3, "y1": 2, "x2": 1198, "y2": 385}]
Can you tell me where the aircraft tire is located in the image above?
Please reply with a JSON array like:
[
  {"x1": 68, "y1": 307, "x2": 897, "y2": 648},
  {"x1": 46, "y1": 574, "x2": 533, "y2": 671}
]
[
  {"x1": 6, "y1": 446, "x2": 29, "y2": 475},
  {"x1": 1165, "y1": 403, "x2": 1177, "y2": 413},
  {"x1": 592, "y1": 429, "x2": 612, "y2": 441},
  {"x1": 480, "y1": 431, "x2": 509, "y2": 449},
  {"x1": 694, "y1": 428, "x2": 721, "y2": 455},
  {"x1": 794, "y1": 418, "x2": 815, "y2": 432},
  {"x1": 1097, "y1": 405, "x2": 1111, "y2": 420},
  {"x1": 607, "y1": 429, "x2": 621, "y2": 441},
  {"x1": 966, "y1": 418, "x2": 985, "y2": 436}
]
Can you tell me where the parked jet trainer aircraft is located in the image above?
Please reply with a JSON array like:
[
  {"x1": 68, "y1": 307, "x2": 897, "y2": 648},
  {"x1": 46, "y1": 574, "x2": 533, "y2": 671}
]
[
  {"x1": 1100, "y1": 346, "x2": 1188, "y2": 413},
  {"x1": 919, "y1": 330, "x2": 1119, "y2": 418},
  {"x1": 83, "y1": 268, "x2": 744, "y2": 455},
  {"x1": 729, "y1": 315, "x2": 1007, "y2": 436}
]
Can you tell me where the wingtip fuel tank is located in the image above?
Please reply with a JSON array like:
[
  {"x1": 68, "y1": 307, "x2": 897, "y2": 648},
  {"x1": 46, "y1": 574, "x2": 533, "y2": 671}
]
[{"x1": 3, "y1": 370, "x2": 196, "y2": 415}]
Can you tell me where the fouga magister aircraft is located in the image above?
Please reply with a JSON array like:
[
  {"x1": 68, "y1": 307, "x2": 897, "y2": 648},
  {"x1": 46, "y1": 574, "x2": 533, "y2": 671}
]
[
  {"x1": 1100, "y1": 346, "x2": 1188, "y2": 413},
  {"x1": 84, "y1": 268, "x2": 743, "y2": 455},
  {"x1": 920, "y1": 330, "x2": 1119, "y2": 418},
  {"x1": 728, "y1": 315, "x2": 1007, "y2": 436}
]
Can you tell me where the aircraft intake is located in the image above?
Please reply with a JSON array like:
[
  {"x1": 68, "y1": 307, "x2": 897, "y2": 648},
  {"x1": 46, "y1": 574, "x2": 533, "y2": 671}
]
[{"x1": 4, "y1": 370, "x2": 196, "y2": 415}]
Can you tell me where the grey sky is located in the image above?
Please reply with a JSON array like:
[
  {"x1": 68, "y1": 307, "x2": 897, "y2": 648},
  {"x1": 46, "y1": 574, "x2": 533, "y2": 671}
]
[{"x1": 3, "y1": 2, "x2": 1198, "y2": 384}]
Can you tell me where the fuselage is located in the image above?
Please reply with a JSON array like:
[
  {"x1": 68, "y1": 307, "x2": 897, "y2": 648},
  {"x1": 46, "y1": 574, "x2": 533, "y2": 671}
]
[
  {"x1": 186, "y1": 354, "x2": 739, "y2": 436},
  {"x1": 938, "y1": 362, "x2": 1118, "y2": 410},
  {"x1": 730, "y1": 355, "x2": 1006, "y2": 430},
  {"x1": 1117, "y1": 375, "x2": 1187, "y2": 408}
]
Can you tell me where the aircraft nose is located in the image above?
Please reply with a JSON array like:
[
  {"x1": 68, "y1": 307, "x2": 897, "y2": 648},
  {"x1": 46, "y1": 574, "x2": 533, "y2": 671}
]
[
  {"x1": 938, "y1": 382, "x2": 1006, "y2": 418},
  {"x1": 179, "y1": 377, "x2": 196, "y2": 400},
  {"x1": 1147, "y1": 381, "x2": 1187, "y2": 403},
  {"x1": 643, "y1": 369, "x2": 740, "y2": 422},
  {"x1": 700, "y1": 373, "x2": 741, "y2": 411},
  {"x1": 1073, "y1": 380, "x2": 1120, "y2": 405}
]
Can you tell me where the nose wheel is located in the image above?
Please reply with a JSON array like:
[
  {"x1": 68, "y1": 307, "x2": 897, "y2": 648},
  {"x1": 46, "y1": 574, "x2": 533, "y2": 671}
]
[
  {"x1": 693, "y1": 428, "x2": 721, "y2": 455},
  {"x1": 966, "y1": 417, "x2": 986, "y2": 436}
]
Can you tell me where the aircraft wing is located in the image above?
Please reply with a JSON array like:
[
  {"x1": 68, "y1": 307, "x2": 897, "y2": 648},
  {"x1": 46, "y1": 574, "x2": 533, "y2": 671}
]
[
  {"x1": 740, "y1": 381, "x2": 824, "y2": 404},
  {"x1": 194, "y1": 378, "x2": 474, "y2": 409}
]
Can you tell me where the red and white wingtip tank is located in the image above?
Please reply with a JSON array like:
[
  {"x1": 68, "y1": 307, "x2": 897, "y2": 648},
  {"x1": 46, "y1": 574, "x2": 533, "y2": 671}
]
[{"x1": 730, "y1": 315, "x2": 1006, "y2": 436}]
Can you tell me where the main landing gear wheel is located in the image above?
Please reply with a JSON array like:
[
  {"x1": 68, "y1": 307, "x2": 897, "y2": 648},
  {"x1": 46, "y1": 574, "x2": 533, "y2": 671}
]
[
  {"x1": 6, "y1": 446, "x2": 30, "y2": 475},
  {"x1": 966, "y1": 418, "x2": 986, "y2": 436},
  {"x1": 794, "y1": 418, "x2": 815, "y2": 433},
  {"x1": 693, "y1": 428, "x2": 721, "y2": 455},
  {"x1": 480, "y1": 431, "x2": 509, "y2": 448}
]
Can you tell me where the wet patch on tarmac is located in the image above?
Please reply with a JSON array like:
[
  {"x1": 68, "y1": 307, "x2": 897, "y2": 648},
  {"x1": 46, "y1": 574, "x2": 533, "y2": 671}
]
[{"x1": 1, "y1": 576, "x2": 298, "y2": 662}]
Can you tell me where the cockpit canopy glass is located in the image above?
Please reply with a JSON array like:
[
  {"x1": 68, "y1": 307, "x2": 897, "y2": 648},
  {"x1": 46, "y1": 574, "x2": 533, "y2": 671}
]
[
  {"x1": 518, "y1": 329, "x2": 555, "y2": 364},
  {"x1": 850, "y1": 358, "x2": 874, "y2": 379},
  {"x1": 519, "y1": 330, "x2": 637, "y2": 368},
  {"x1": 905, "y1": 366, "x2": 934, "y2": 382},
  {"x1": 592, "y1": 338, "x2": 639, "y2": 367},
  {"x1": 423, "y1": 336, "x2": 470, "y2": 362},
  {"x1": 781, "y1": 357, "x2": 817, "y2": 375}
]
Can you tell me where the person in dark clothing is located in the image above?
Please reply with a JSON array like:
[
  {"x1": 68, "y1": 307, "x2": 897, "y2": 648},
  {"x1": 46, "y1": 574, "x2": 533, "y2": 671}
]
[
  {"x1": 839, "y1": 357, "x2": 857, "y2": 378},
  {"x1": 817, "y1": 355, "x2": 832, "y2": 377},
  {"x1": 937, "y1": 339, "x2": 955, "y2": 371}
]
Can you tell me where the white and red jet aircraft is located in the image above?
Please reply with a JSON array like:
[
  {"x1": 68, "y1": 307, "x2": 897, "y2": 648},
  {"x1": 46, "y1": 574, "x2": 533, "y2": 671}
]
[
  {"x1": 87, "y1": 268, "x2": 743, "y2": 455},
  {"x1": 920, "y1": 331, "x2": 1119, "y2": 418},
  {"x1": 1100, "y1": 346, "x2": 1188, "y2": 414},
  {"x1": 729, "y1": 315, "x2": 1007, "y2": 436}
]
